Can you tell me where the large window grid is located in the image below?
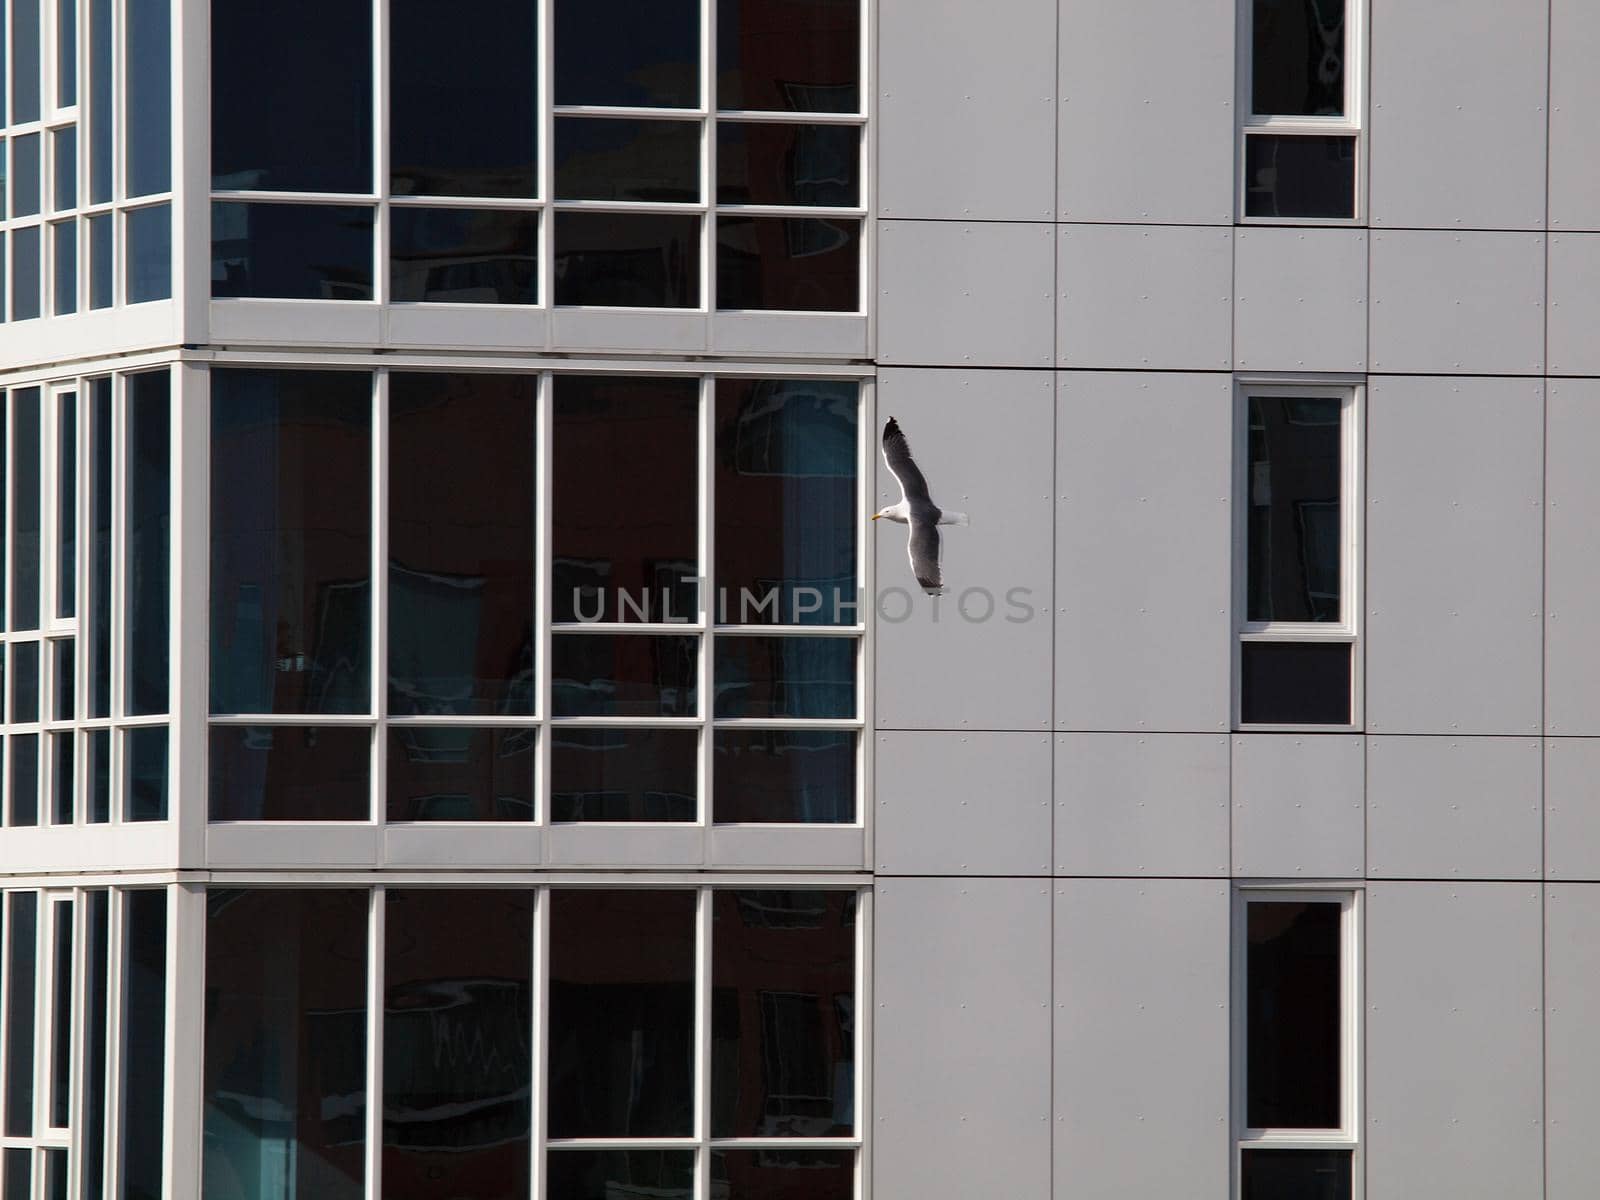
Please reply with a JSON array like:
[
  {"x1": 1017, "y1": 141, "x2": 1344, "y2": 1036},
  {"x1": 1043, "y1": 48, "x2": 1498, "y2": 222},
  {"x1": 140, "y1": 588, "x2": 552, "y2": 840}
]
[
  {"x1": 1, "y1": 372, "x2": 172, "y2": 831},
  {"x1": 208, "y1": 0, "x2": 868, "y2": 312},
  {"x1": 206, "y1": 366, "x2": 869, "y2": 829},
  {"x1": 0, "y1": 0, "x2": 173, "y2": 321}
]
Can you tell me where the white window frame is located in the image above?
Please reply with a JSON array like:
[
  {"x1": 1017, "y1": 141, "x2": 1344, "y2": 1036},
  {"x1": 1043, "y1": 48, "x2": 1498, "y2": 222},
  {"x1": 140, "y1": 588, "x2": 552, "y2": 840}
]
[
  {"x1": 1233, "y1": 377, "x2": 1362, "y2": 731},
  {"x1": 1231, "y1": 886, "x2": 1362, "y2": 1197},
  {"x1": 1236, "y1": 0, "x2": 1366, "y2": 225}
]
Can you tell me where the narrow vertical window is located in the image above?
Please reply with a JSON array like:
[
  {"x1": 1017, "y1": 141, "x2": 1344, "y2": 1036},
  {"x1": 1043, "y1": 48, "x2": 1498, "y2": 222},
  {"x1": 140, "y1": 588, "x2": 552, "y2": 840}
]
[
  {"x1": 56, "y1": 393, "x2": 76, "y2": 619},
  {"x1": 126, "y1": 371, "x2": 170, "y2": 715},
  {"x1": 124, "y1": 0, "x2": 171, "y2": 196},
  {"x1": 12, "y1": 0, "x2": 40, "y2": 125},
  {"x1": 57, "y1": 0, "x2": 77, "y2": 107},
  {"x1": 1237, "y1": 386, "x2": 1358, "y2": 727},
  {"x1": 125, "y1": 204, "x2": 172, "y2": 302},
  {"x1": 120, "y1": 889, "x2": 167, "y2": 1200},
  {"x1": 87, "y1": 379, "x2": 111, "y2": 717},
  {"x1": 4, "y1": 893, "x2": 38, "y2": 1137},
  {"x1": 88, "y1": 0, "x2": 112, "y2": 204},
  {"x1": 82, "y1": 890, "x2": 110, "y2": 1198},
  {"x1": 12, "y1": 388, "x2": 42, "y2": 632},
  {"x1": 47, "y1": 899, "x2": 72, "y2": 1128}
]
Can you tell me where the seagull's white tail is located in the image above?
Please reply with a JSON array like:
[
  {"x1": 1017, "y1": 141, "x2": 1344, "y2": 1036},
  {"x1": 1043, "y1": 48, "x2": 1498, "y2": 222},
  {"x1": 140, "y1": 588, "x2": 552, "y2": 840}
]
[{"x1": 939, "y1": 510, "x2": 970, "y2": 527}]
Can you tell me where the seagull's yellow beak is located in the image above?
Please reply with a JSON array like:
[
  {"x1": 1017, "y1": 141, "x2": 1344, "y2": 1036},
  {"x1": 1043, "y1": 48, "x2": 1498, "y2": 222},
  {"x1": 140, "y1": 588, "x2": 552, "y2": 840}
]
[{"x1": 871, "y1": 513, "x2": 882, "y2": 521}]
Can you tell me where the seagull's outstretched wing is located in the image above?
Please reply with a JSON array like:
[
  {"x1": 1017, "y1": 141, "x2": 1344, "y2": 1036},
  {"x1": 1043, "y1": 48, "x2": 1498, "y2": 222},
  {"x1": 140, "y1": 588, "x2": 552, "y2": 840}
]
[
  {"x1": 882, "y1": 417, "x2": 931, "y2": 505},
  {"x1": 908, "y1": 518, "x2": 943, "y2": 595}
]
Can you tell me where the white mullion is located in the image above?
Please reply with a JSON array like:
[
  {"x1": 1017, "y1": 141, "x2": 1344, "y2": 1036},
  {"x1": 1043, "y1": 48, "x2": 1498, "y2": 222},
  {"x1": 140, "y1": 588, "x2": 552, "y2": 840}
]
[
  {"x1": 0, "y1": 897, "x2": 9, "y2": 1168},
  {"x1": 714, "y1": 110, "x2": 868, "y2": 126},
  {"x1": 551, "y1": 104, "x2": 710, "y2": 120},
  {"x1": 715, "y1": 204, "x2": 868, "y2": 220},
  {"x1": 857, "y1": 377, "x2": 872, "y2": 841},
  {"x1": 364, "y1": 885, "x2": 384, "y2": 1200},
  {"x1": 693, "y1": 885, "x2": 712, "y2": 1200},
  {"x1": 538, "y1": 0, "x2": 553, "y2": 316},
  {"x1": 163, "y1": 884, "x2": 204, "y2": 1200},
  {"x1": 373, "y1": 0, "x2": 388, "y2": 307},
  {"x1": 701, "y1": 0, "x2": 715, "y2": 317},
  {"x1": 100, "y1": 888, "x2": 123, "y2": 1200},
  {"x1": 65, "y1": 891, "x2": 86, "y2": 1197},
  {"x1": 696, "y1": 376, "x2": 714, "y2": 831},
  {"x1": 108, "y1": 373, "x2": 125, "y2": 818},
  {"x1": 371, "y1": 371, "x2": 388, "y2": 828},
  {"x1": 536, "y1": 372, "x2": 552, "y2": 832},
  {"x1": 530, "y1": 886, "x2": 548, "y2": 1200}
]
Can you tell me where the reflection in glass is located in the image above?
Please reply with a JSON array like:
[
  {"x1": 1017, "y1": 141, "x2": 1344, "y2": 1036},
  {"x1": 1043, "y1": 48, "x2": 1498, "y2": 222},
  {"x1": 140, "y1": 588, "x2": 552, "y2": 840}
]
[
  {"x1": 391, "y1": 0, "x2": 536, "y2": 197},
  {"x1": 390, "y1": 208, "x2": 537, "y2": 304},
  {"x1": 2, "y1": 1151, "x2": 27, "y2": 1200},
  {"x1": 83, "y1": 890, "x2": 109, "y2": 1199},
  {"x1": 1247, "y1": 901, "x2": 1341, "y2": 1128},
  {"x1": 13, "y1": 227, "x2": 41, "y2": 321},
  {"x1": 717, "y1": 216, "x2": 860, "y2": 311},
  {"x1": 126, "y1": 0, "x2": 171, "y2": 195},
  {"x1": 13, "y1": 135, "x2": 39, "y2": 218},
  {"x1": 555, "y1": 0, "x2": 699, "y2": 108},
  {"x1": 52, "y1": 632, "x2": 73, "y2": 718},
  {"x1": 383, "y1": 890, "x2": 532, "y2": 1200},
  {"x1": 212, "y1": 202, "x2": 373, "y2": 300},
  {"x1": 1245, "y1": 134, "x2": 1356, "y2": 220},
  {"x1": 126, "y1": 725, "x2": 168, "y2": 821},
  {"x1": 209, "y1": 726, "x2": 370, "y2": 821},
  {"x1": 50, "y1": 731, "x2": 72, "y2": 824},
  {"x1": 1241, "y1": 1149, "x2": 1353, "y2": 1200},
  {"x1": 1247, "y1": 395, "x2": 1341, "y2": 623},
  {"x1": 52, "y1": 222, "x2": 76, "y2": 315},
  {"x1": 548, "y1": 889, "x2": 695, "y2": 1137},
  {"x1": 13, "y1": 640, "x2": 38, "y2": 722},
  {"x1": 1252, "y1": 0, "x2": 1345, "y2": 116},
  {"x1": 387, "y1": 727, "x2": 535, "y2": 822},
  {"x1": 4, "y1": 893, "x2": 36, "y2": 1136},
  {"x1": 90, "y1": 0, "x2": 111, "y2": 203},
  {"x1": 715, "y1": 379, "x2": 857, "y2": 624},
  {"x1": 712, "y1": 890, "x2": 855, "y2": 1138},
  {"x1": 550, "y1": 727, "x2": 697, "y2": 822},
  {"x1": 12, "y1": 734, "x2": 39, "y2": 826},
  {"x1": 204, "y1": 889, "x2": 367, "y2": 1200},
  {"x1": 52, "y1": 127, "x2": 76, "y2": 211},
  {"x1": 87, "y1": 728, "x2": 110, "y2": 822},
  {"x1": 12, "y1": 389, "x2": 39, "y2": 630},
  {"x1": 555, "y1": 118, "x2": 700, "y2": 203},
  {"x1": 552, "y1": 634, "x2": 698, "y2": 718},
  {"x1": 128, "y1": 370, "x2": 171, "y2": 714},
  {"x1": 126, "y1": 203, "x2": 172, "y2": 302},
  {"x1": 554, "y1": 212, "x2": 699, "y2": 308},
  {"x1": 123, "y1": 890, "x2": 168, "y2": 1200},
  {"x1": 212, "y1": 0, "x2": 371, "y2": 192},
  {"x1": 715, "y1": 637, "x2": 855, "y2": 718},
  {"x1": 552, "y1": 376, "x2": 698, "y2": 622},
  {"x1": 714, "y1": 730, "x2": 854, "y2": 823},
  {"x1": 717, "y1": 0, "x2": 860, "y2": 113},
  {"x1": 12, "y1": 0, "x2": 39, "y2": 123},
  {"x1": 390, "y1": 373, "x2": 536, "y2": 715},
  {"x1": 88, "y1": 213, "x2": 112, "y2": 308},
  {"x1": 56, "y1": 396, "x2": 75, "y2": 618},
  {"x1": 710, "y1": 1148, "x2": 855, "y2": 1200},
  {"x1": 210, "y1": 369, "x2": 372, "y2": 714},
  {"x1": 546, "y1": 1150, "x2": 694, "y2": 1200},
  {"x1": 1239, "y1": 641, "x2": 1351, "y2": 725},
  {"x1": 49, "y1": 900, "x2": 72, "y2": 1126},
  {"x1": 718, "y1": 122, "x2": 859, "y2": 206},
  {"x1": 89, "y1": 379, "x2": 112, "y2": 713}
]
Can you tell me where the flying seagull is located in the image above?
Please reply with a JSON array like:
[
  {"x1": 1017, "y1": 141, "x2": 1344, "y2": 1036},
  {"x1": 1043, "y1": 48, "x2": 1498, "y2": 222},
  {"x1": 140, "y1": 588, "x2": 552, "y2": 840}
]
[{"x1": 873, "y1": 416, "x2": 968, "y2": 595}]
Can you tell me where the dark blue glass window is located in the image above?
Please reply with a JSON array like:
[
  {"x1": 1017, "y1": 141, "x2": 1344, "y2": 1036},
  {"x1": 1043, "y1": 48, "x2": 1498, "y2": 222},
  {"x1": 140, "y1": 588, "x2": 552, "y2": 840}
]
[
  {"x1": 717, "y1": 216, "x2": 860, "y2": 311},
  {"x1": 88, "y1": 214, "x2": 111, "y2": 308},
  {"x1": 88, "y1": 379, "x2": 111, "y2": 715},
  {"x1": 209, "y1": 726, "x2": 369, "y2": 821},
  {"x1": 717, "y1": 122, "x2": 859, "y2": 206},
  {"x1": 14, "y1": 135, "x2": 41, "y2": 219},
  {"x1": 1245, "y1": 134, "x2": 1356, "y2": 219},
  {"x1": 122, "y1": 891, "x2": 167, "y2": 1200},
  {"x1": 555, "y1": 118, "x2": 700, "y2": 203},
  {"x1": 52, "y1": 127, "x2": 76, "y2": 212},
  {"x1": 555, "y1": 0, "x2": 699, "y2": 108},
  {"x1": 127, "y1": 371, "x2": 170, "y2": 715},
  {"x1": 212, "y1": 203, "x2": 373, "y2": 300},
  {"x1": 12, "y1": 388, "x2": 41, "y2": 630},
  {"x1": 52, "y1": 222, "x2": 75, "y2": 315},
  {"x1": 552, "y1": 634, "x2": 698, "y2": 718},
  {"x1": 713, "y1": 729, "x2": 855, "y2": 823},
  {"x1": 547, "y1": 1152, "x2": 693, "y2": 1200},
  {"x1": 390, "y1": 208, "x2": 536, "y2": 304},
  {"x1": 126, "y1": 725, "x2": 168, "y2": 821},
  {"x1": 387, "y1": 727, "x2": 535, "y2": 822},
  {"x1": 126, "y1": 0, "x2": 171, "y2": 196},
  {"x1": 56, "y1": 0, "x2": 76, "y2": 106},
  {"x1": 718, "y1": 0, "x2": 860, "y2": 113},
  {"x1": 126, "y1": 204, "x2": 172, "y2": 303},
  {"x1": 12, "y1": 0, "x2": 40, "y2": 124},
  {"x1": 554, "y1": 212, "x2": 700, "y2": 308},
  {"x1": 13, "y1": 229, "x2": 41, "y2": 321},
  {"x1": 4, "y1": 894, "x2": 37, "y2": 1135},
  {"x1": 714, "y1": 637, "x2": 855, "y2": 718},
  {"x1": 550, "y1": 728, "x2": 697, "y2": 822},
  {"x1": 89, "y1": 0, "x2": 112, "y2": 203}
]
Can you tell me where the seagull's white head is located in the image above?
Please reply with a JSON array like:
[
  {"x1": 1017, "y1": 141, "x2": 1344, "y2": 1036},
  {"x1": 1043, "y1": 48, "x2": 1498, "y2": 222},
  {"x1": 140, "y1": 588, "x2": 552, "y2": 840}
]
[{"x1": 872, "y1": 502, "x2": 910, "y2": 524}]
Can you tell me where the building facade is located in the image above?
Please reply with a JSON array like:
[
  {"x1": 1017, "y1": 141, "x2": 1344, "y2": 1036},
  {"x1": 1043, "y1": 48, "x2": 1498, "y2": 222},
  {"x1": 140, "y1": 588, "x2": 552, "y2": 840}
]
[{"x1": 0, "y1": 0, "x2": 1597, "y2": 1197}]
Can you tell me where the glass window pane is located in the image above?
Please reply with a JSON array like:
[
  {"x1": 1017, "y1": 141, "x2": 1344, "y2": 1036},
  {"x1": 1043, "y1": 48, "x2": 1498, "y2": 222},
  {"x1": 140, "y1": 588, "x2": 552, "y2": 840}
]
[
  {"x1": 1247, "y1": 395, "x2": 1342, "y2": 623},
  {"x1": 552, "y1": 376, "x2": 698, "y2": 622},
  {"x1": 13, "y1": 641, "x2": 39, "y2": 723},
  {"x1": 50, "y1": 731, "x2": 72, "y2": 823},
  {"x1": 209, "y1": 369, "x2": 372, "y2": 715},
  {"x1": 390, "y1": 208, "x2": 537, "y2": 304},
  {"x1": 51, "y1": 640, "x2": 72, "y2": 720},
  {"x1": 12, "y1": 389, "x2": 39, "y2": 631},
  {"x1": 83, "y1": 890, "x2": 109, "y2": 1198},
  {"x1": 56, "y1": 395, "x2": 75, "y2": 617},
  {"x1": 211, "y1": 0, "x2": 371, "y2": 192},
  {"x1": 52, "y1": 127, "x2": 76, "y2": 212},
  {"x1": 390, "y1": 372, "x2": 536, "y2": 714},
  {"x1": 126, "y1": 725, "x2": 168, "y2": 821},
  {"x1": 552, "y1": 634, "x2": 698, "y2": 718},
  {"x1": 718, "y1": 0, "x2": 860, "y2": 113},
  {"x1": 10, "y1": 733, "x2": 38, "y2": 825},
  {"x1": 555, "y1": 0, "x2": 699, "y2": 108},
  {"x1": 1245, "y1": 134, "x2": 1356, "y2": 220},
  {"x1": 57, "y1": 0, "x2": 77, "y2": 106},
  {"x1": 714, "y1": 729, "x2": 854, "y2": 823},
  {"x1": 1252, "y1": 0, "x2": 1345, "y2": 116},
  {"x1": 548, "y1": 889, "x2": 695, "y2": 1137},
  {"x1": 13, "y1": 227, "x2": 42, "y2": 321},
  {"x1": 12, "y1": 0, "x2": 39, "y2": 124},
  {"x1": 550, "y1": 727, "x2": 697, "y2": 822},
  {"x1": 211, "y1": 202, "x2": 372, "y2": 300},
  {"x1": 386, "y1": 727, "x2": 535, "y2": 822},
  {"x1": 1241, "y1": 1149, "x2": 1353, "y2": 1200},
  {"x1": 52, "y1": 222, "x2": 76, "y2": 314},
  {"x1": 2, "y1": 1151, "x2": 28, "y2": 1200},
  {"x1": 122, "y1": 891, "x2": 167, "y2": 1200},
  {"x1": 89, "y1": 0, "x2": 111, "y2": 203},
  {"x1": 717, "y1": 216, "x2": 860, "y2": 311},
  {"x1": 42, "y1": 1150, "x2": 65, "y2": 1200},
  {"x1": 208, "y1": 726, "x2": 370, "y2": 821},
  {"x1": 554, "y1": 118, "x2": 700, "y2": 203},
  {"x1": 4, "y1": 893, "x2": 37, "y2": 1136},
  {"x1": 48, "y1": 900, "x2": 71, "y2": 1126},
  {"x1": 87, "y1": 213, "x2": 111, "y2": 308},
  {"x1": 87, "y1": 728, "x2": 109, "y2": 821},
  {"x1": 383, "y1": 890, "x2": 532, "y2": 1198},
  {"x1": 714, "y1": 636, "x2": 855, "y2": 718},
  {"x1": 127, "y1": 371, "x2": 170, "y2": 714},
  {"x1": 390, "y1": 0, "x2": 536, "y2": 197},
  {"x1": 13, "y1": 134, "x2": 40, "y2": 218},
  {"x1": 546, "y1": 1151, "x2": 694, "y2": 1200},
  {"x1": 717, "y1": 122, "x2": 859, "y2": 206},
  {"x1": 712, "y1": 890, "x2": 855, "y2": 1137},
  {"x1": 203, "y1": 889, "x2": 367, "y2": 1200},
  {"x1": 88, "y1": 379, "x2": 111, "y2": 714},
  {"x1": 710, "y1": 1148, "x2": 855, "y2": 1200},
  {"x1": 714, "y1": 379, "x2": 857, "y2": 625},
  {"x1": 1247, "y1": 900, "x2": 1342, "y2": 1129},
  {"x1": 126, "y1": 203, "x2": 171, "y2": 302},
  {"x1": 125, "y1": 0, "x2": 170, "y2": 195},
  {"x1": 553, "y1": 212, "x2": 700, "y2": 308},
  {"x1": 1239, "y1": 641, "x2": 1351, "y2": 725},
  {"x1": 0, "y1": 396, "x2": 6, "y2": 624}
]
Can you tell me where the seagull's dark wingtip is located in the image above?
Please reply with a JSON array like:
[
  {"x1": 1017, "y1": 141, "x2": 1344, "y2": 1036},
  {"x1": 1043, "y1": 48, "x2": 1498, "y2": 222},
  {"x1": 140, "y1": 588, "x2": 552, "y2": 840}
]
[{"x1": 883, "y1": 416, "x2": 900, "y2": 439}]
